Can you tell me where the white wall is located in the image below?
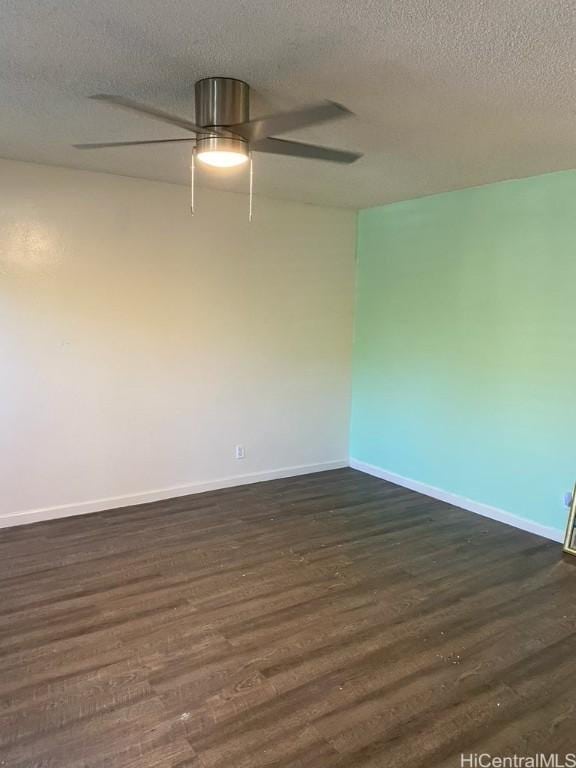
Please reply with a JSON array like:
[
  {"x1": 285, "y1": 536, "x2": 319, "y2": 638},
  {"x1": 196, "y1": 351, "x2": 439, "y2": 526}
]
[{"x1": 0, "y1": 158, "x2": 356, "y2": 526}]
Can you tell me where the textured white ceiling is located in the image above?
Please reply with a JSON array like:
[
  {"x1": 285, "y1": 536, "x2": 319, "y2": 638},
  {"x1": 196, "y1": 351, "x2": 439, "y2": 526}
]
[{"x1": 1, "y1": 0, "x2": 575, "y2": 209}]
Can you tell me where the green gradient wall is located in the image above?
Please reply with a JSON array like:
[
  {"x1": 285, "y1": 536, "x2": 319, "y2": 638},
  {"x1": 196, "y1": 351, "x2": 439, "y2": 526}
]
[{"x1": 350, "y1": 171, "x2": 576, "y2": 533}]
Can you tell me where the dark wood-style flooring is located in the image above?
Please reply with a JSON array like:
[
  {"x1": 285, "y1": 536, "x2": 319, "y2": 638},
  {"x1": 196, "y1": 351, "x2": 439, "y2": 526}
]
[{"x1": 0, "y1": 468, "x2": 574, "y2": 767}]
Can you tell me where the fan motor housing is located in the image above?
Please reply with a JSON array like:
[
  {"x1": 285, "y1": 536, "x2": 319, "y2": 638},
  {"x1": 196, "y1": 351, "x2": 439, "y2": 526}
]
[{"x1": 195, "y1": 77, "x2": 250, "y2": 129}]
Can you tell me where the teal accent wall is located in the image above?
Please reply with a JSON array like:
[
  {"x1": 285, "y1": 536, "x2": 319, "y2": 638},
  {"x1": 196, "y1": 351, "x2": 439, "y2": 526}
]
[{"x1": 351, "y1": 171, "x2": 576, "y2": 532}]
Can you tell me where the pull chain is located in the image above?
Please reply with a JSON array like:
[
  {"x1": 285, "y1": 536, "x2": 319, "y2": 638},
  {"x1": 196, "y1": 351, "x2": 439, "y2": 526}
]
[
  {"x1": 248, "y1": 153, "x2": 254, "y2": 222},
  {"x1": 190, "y1": 148, "x2": 196, "y2": 215}
]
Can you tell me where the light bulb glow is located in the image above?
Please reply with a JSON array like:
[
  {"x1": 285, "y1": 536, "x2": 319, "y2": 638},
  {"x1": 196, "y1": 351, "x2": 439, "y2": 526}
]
[{"x1": 196, "y1": 150, "x2": 249, "y2": 168}]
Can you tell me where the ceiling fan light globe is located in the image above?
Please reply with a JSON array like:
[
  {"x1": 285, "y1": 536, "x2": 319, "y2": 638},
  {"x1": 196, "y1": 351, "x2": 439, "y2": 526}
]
[
  {"x1": 196, "y1": 150, "x2": 248, "y2": 168},
  {"x1": 195, "y1": 136, "x2": 249, "y2": 168}
]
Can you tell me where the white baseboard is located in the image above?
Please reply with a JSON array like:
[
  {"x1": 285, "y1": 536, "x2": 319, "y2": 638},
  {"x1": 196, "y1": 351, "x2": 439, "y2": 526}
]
[
  {"x1": 349, "y1": 458, "x2": 564, "y2": 543},
  {"x1": 0, "y1": 460, "x2": 347, "y2": 530}
]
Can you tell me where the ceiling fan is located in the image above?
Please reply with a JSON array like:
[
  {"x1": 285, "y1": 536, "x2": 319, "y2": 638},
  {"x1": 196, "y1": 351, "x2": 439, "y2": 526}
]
[{"x1": 74, "y1": 77, "x2": 362, "y2": 217}]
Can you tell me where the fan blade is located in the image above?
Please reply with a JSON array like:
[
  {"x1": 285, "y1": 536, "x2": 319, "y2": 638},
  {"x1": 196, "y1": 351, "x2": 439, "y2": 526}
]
[
  {"x1": 89, "y1": 94, "x2": 227, "y2": 136},
  {"x1": 74, "y1": 138, "x2": 196, "y2": 150},
  {"x1": 232, "y1": 101, "x2": 353, "y2": 142},
  {"x1": 253, "y1": 137, "x2": 362, "y2": 164}
]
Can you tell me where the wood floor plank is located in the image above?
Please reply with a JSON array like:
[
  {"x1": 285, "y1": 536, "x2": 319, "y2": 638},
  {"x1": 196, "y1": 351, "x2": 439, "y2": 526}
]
[{"x1": 0, "y1": 468, "x2": 573, "y2": 766}]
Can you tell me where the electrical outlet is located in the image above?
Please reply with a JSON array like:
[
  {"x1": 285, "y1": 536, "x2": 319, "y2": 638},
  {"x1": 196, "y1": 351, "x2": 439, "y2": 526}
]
[{"x1": 235, "y1": 445, "x2": 246, "y2": 459}]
